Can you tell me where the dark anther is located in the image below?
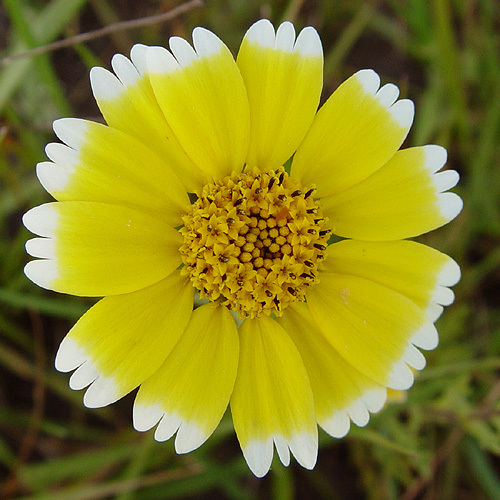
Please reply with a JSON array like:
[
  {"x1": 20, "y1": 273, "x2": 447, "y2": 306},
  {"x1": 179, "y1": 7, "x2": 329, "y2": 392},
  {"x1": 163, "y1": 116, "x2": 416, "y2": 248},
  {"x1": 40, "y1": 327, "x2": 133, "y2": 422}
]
[
  {"x1": 274, "y1": 297, "x2": 280, "y2": 306},
  {"x1": 227, "y1": 218, "x2": 236, "y2": 224},
  {"x1": 234, "y1": 198, "x2": 244, "y2": 206},
  {"x1": 314, "y1": 218, "x2": 324, "y2": 224},
  {"x1": 305, "y1": 188, "x2": 315, "y2": 198},
  {"x1": 206, "y1": 196, "x2": 214, "y2": 203},
  {"x1": 265, "y1": 290, "x2": 273, "y2": 297},
  {"x1": 308, "y1": 229, "x2": 317, "y2": 234},
  {"x1": 300, "y1": 273, "x2": 313, "y2": 279},
  {"x1": 288, "y1": 287, "x2": 297, "y2": 296},
  {"x1": 255, "y1": 188, "x2": 263, "y2": 194},
  {"x1": 289, "y1": 272, "x2": 297, "y2": 280},
  {"x1": 278, "y1": 172, "x2": 285, "y2": 185},
  {"x1": 291, "y1": 189, "x2": 302, "y2": 197},
  {"x1": 237, "y1": 280, "x2": 245, "y2": 286},
  {"x1": 307, "y1": 208, "x2": 317, "y2": 214},
  {"x1": 278, "y1": 194, "x2": 287, "y2": 202},
  {"x1": 219, "y1": 256, "x2": 229, "y2": 263},
  {"x1": 237, "y1": 209, "x2": 246, "y2": 215},
  {"x1": 202, "y1": 267, "x2": 208, "y2": 274},
  {"x1": 222, "y1": 274, "x2": 227, "y2": 281},
  {"x1": 207, "y1": 224, "x2": 213, "y2": 231},
  {"x1": 319, "y1": 229, "x2": 331, "y2": 236},
  {"x1": 314, "y1": 244, "x2": 326, "y2": 251},
  {"x1": 268, "y1": 177, "x2": 276, "y2": 189},
  {"x1": 304, "y1": 260, "x2": 314, "y2": 268}
]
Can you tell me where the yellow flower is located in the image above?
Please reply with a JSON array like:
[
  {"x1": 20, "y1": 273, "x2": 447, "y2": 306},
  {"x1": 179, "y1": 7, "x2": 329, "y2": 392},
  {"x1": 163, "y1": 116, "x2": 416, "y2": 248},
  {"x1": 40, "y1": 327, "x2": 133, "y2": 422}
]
[{"x1": 23, "y1": 20, "x2": 462, "y2": 477}]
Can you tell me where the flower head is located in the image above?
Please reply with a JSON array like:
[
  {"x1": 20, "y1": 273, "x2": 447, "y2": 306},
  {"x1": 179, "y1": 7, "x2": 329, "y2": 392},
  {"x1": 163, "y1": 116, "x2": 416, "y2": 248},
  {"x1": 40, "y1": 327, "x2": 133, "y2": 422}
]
[{"x1": 23, "y1": 19, "x2": 462, "y2": 477}]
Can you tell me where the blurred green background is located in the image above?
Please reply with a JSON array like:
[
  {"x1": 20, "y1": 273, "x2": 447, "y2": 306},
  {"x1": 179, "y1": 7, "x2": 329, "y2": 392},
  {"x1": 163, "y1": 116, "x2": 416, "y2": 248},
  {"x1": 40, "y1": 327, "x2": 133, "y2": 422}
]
[{"x1": 0, "y1": 0, "x2": 499, "y2": 499}]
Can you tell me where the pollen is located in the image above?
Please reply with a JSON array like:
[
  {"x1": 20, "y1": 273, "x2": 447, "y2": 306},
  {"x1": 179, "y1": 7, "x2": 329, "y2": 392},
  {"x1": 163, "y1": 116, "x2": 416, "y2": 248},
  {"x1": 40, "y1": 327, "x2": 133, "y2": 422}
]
[{"x1": 179, "y1": 167, "x2": 330, "y2": 318}]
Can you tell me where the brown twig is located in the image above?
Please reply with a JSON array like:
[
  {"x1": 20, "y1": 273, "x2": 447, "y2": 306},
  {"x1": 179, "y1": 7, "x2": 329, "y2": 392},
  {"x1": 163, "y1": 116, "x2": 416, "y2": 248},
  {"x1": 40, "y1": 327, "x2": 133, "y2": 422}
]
[{"x1": 0, "y1": 0, "x2": 204, "y2": 67}]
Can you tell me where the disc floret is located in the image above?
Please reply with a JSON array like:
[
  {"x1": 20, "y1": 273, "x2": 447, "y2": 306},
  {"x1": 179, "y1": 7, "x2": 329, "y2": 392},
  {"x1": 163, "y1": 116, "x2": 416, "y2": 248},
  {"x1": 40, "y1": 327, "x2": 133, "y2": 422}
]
[{"x1": 179, "y1": 168, "x2": 329, "y2": 318}]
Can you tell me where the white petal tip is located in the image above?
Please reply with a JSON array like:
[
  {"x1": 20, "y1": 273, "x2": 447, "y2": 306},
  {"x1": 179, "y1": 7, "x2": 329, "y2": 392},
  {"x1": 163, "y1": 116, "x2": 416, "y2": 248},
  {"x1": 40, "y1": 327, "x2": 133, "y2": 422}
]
[
  {"x1": 130, "y1": 44, "x2": 149, "y2": 74},
  {"x1": 111, "y1": 53, "x2": 141, "y2": 87},
  {"x1": 84, "y1": 376, "x2": 120, "y2": 408},
  {"x1": 22, "y1": 204, "x2": 58, "y2": 236},
  {"x1": 432, "y1": 285, "x2": 455, "y2": 306},
  {"x1": 169, "y1": 36, "x2": 198, "y2": 67},
  {"x1": 322, "y1": 389, "x2": 386, "y2": 438},
  {"x1": 361, "y1": 387, "x2": 388, "y2": 413},
  {"x1": 424, "y1": 144, "x2": 447, "y2": 173},
  {"x1": 36, "y1": 161, "x2": 72, "y2": 194},
  {"x1": 355, "y1": 69, "x2": 380, "y2": 95},
  {"x1": 147, "y1": 46, "x2": 179, "y2": 74},
  {"x1": 411, "y1": 323, "x2": 439, "y2": 350},
  {"x1": 389, "y1": 98, "x2": 415, "y2": 128},
  {"x1": 438, "y1": 258, "x2": 461, "y2": 287},
  {"x1": 90, "y1": 66, "x2": 124, "y2": 102},
  {"x1": 175, "y1": 421, "x2": 207, "y2": 454},
  {"x1": 289, "y1": 432, "x2": 318, "y2": 470},
  {"x1": 25, "y1": 237, "x2": 55, "y2": 259},
  {"x1": 243, "y1": 438, "x2": 273, "y2": 478},
  {"x1": 404, "y1": 344, "x2": 427, "y2": 371},
  {"x1": 375, "y1": 83, "x2": 400, "y2": 107},
  {"x1": 294, "y1": 26, "x2": 322, "y2": 57},
  {"x1": 275, "y1": 22, "x2": 296, "y2": 52},
  {"x1": 426, "y1": 303, "x2": 444, "y2": 322},
  {"x1": 24, "y1": 259, "x2": 58, "y2": 290},
  {"x1": 273, "y1": 435, "x2": 290, "y2": 467},
  {"x1": 69, "y1": 361, "x2": 99, "y2": 390},
  {"x1": 45, "y1": 142, "x2": 79, "y2": 168},
  {"x1": 434, "y1": 170, "x2": 460, "y2": 193},
  {"x1": 244, "y1": 19, "x2": 275, "y2": 48},
  {"x1": 133, "y1": 403, "x2": 164, "y2": 432},
  {"x1": 192, "y1": 27, "x2": 224, "y2": 58},
  {"x1": 154, "y1": 412, "x2": 182, "y2": 442},
  {"x1": 55, "y1": 336, "x2": 87, "y2": 372},
  {"x1": 387, "y1": 360, "x2": 414, "y2": 390},
  {"x1": 53, "y1": 118, "x2": 89, "y2": 150},
  {"x1": 346, "y1": 399, "x2": 370, "y2": 427},
  {"x1": 321, "y1": 411, "x2": 351, "y2": 438},
  {"x1": 437, "y1": 192, "x2": 463, "y2": 222}
]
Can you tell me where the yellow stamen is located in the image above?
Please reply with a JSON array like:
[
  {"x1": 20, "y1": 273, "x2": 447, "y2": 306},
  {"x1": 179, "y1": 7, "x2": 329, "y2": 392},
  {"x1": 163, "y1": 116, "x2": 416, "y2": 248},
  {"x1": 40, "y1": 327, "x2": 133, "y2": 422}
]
[{"x1": 179, "y1": 168, "x2": 329, "y2": 318}]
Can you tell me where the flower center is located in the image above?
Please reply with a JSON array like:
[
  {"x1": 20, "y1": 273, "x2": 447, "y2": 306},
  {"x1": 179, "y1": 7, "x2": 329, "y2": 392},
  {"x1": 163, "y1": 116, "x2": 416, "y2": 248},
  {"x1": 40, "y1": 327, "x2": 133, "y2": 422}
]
[{"x1": 179, "y1": 167, "x2": 330, "y2": 318}]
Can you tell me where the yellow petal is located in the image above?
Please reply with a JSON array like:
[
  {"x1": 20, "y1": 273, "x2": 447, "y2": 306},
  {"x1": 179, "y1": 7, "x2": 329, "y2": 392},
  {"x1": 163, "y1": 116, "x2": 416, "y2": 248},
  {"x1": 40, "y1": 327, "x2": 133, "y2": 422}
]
[
  {"x1": 321, "y1": 145, "x2": 463, "y2": 240},
  {"x1": 278, "y1": 303, "x2": 386, "y2": 438},
  {"x1": 23, "y1": 201, "x2": 182, "y2": 296},
  {"x1": 230, "y1": 316, "x2": 317, "y2": 477},
  {"x1": 237, "y1": 19, "x2": 323, "y2": 170},
  {"x1": 37, "y1": 118, "x2": 189, "y2": 226},
  {"x1": 54, "y1": 272, "x2": 194, "y2": 408},
  {"x1": 306, "y1": 272, "x2": 437, "y2": 390},
  {"x1": 292, "y1": 69, "x2": 414, "y2": 197},
  {"x1": 90, "y1": 48, "x2": 207, "y2": 191},
  {"x1": 147, "y1": 29, "x2": 250, "y2": 181},
  {"x1": 323, "y1": 240, "x2": 460, "y2": 322},
  {"x1": 133, "y1": 303, "x2": 238, "y2": 454}
]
